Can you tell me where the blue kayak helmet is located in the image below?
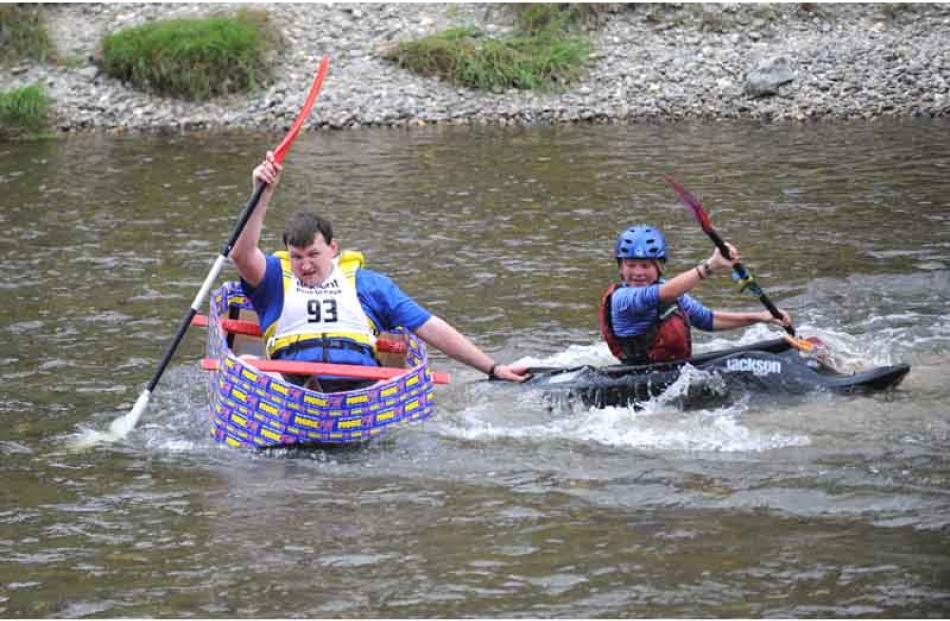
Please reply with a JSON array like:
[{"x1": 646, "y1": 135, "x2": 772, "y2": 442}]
[{"x1": 614, "y1": 225, "x2": 667, "y2": 261}]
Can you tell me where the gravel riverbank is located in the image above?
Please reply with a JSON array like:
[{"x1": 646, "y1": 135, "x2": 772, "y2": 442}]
[{"x1": 3, "y1": 3, "x2": 950, "y2": 133}]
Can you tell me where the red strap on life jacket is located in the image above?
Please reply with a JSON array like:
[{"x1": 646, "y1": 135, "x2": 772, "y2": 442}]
[{"x1": 648, "y1": 306, "x2": 692, "y2": 362}]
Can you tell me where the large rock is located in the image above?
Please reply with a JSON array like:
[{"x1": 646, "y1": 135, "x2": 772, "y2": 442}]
[{"x1": 744, "y1": 55, "x2": 795, "y2": 98}]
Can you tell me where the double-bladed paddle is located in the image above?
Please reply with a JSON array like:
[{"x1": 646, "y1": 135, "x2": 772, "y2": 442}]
[
  {"x1": 85, "y1": 56, "x2": 330, "y2": 445},
  {"x1": 664, "y1": 175, "x2": 828, "y2": 355}
]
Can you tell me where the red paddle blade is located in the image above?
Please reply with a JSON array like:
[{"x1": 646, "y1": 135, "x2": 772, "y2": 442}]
[
  {"x1": 664, "y1": 175, "x2": 713, "y2": 233},
  {"x1": 788, "y1": 335, "x2": 831, "y2": 354},
  {"x1": 273, "y1": 55, "x2": 330, "y2": 166},
  {"x1": 786, "y1": 335, "x2": 816, "y2": 353},
  {"x1": 785, "y1": 334, "x2": 838, "y2": 369},
  {"x1": 805, "y1": 336, "x2": 838, "y2": 369}
]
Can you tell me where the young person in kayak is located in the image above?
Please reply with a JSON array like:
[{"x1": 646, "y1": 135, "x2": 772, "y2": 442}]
[
  {"x1": 229, "y1": 151, "x2": 529, "y2": 391},
  {"x1": 601, "y1": 224, "x2": 793, "y2": 364}
]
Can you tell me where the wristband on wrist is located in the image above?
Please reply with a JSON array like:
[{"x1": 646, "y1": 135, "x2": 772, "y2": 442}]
[
  {"x1": 697, "y1": 262, "x2": 711, "y2": 280},
  {"x1": 488, "y1": 363, "x2": 498, "y2": 379}
]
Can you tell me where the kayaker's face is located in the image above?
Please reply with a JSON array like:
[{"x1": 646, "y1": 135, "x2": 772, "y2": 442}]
[
  {"x1": 289, "y1": 235, "x2": 338, "y2": 287},
  {"x1": 619, "y1": 259, "x2": 660, "y2": 286}
]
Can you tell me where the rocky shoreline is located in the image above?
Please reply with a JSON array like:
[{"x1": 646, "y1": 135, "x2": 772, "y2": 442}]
[{"x1": 3, "y1": 3, "x2": 950, "y2": 134}]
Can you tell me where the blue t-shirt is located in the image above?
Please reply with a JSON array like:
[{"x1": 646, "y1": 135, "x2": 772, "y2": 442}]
[
  {"x1": 610, "y1": 282, "x2": 714, "y2": 337},
  {"x1": 241, "y1": 254, "x2": 432, "y2": 365}
]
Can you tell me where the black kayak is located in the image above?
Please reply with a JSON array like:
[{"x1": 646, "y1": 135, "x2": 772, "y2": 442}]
[{"x1": 525, "y1": 338, "x2": 910, "y2": 409}]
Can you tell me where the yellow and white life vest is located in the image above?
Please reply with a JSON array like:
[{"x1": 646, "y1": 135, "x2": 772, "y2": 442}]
[{"x1": 263, "y1": 250, "x2": 378, "y2": 358}]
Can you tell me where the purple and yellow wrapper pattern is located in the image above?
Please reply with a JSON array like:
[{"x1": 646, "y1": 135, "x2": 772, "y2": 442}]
[{"x1": 206, "y1": 282, "x2": 436, "y2": 448}]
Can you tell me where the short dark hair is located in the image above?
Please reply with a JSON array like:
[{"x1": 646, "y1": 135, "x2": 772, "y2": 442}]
[{"x1": 282, "y1": 210, "x2": 333, "y2": 248}]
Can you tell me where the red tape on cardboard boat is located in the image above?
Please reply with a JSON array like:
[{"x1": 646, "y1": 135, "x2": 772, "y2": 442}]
[
  {"x1": 201, "y1": 357, "x2": 450, "y2": 385},
  {"x1": 191, "y1": 314, "x2": 406, "y2": 354}
]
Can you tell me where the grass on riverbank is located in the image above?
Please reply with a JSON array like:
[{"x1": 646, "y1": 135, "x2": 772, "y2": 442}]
[
  {"x1": 100, "y1": 9, "x2": 279, "y2": 101},
  {"x1": 382, "y1": 4, "x2": 593, "y2": 91},
  {"x1": 0, "y1": 5, "x2": 56, "y2": 64},
  {"x1": 0, "y1": 84, "x2": 50, "y2": 139}
]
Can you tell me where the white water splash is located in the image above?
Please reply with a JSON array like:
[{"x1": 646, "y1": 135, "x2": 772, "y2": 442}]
[
  {"x1": 446, "y1": 356, "x2": 810, "y2": 453},
  {"x1": 448, "y1": 393, "x2": 810, "y2": 453},
  {"x1": 515, "y1": 340, "x2": 615, "y2": 368}
]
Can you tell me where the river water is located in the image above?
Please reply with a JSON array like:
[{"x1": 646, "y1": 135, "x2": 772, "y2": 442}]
[{"x1": 1, "y1": 120, "x2": 948, "y2": 617}]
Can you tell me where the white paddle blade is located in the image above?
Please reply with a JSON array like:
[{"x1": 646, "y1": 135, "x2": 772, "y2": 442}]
[
  {"x1": 68, "y1": 389, "x2": 151, "y2": 450},
  {"x1": 112, "y1": 389, "x2": 151, "y2": 436}
]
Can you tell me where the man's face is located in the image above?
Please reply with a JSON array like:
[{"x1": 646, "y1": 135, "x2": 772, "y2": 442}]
[
  {"x1": 619, "y1": 258, "x2": 660, "y2": 287},
  {"x1": 288, "y1": 235, "x2": 338, "y2": 287}
]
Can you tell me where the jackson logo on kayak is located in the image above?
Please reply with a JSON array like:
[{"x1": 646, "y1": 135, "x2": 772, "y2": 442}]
[{"x1": 725, "y1": 357, "x2": 782, "y2": 376}]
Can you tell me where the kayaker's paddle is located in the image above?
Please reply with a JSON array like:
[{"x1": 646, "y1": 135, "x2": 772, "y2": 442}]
[
  {"x1": 200, "y1": 357, "x2": 451, "y2": 385},
  {"x1": 78, "y1": 56, "x2": 330, "y2": 447},
  {"x1": 663, "y1": 175, "x2": 827, "y2": 356}
]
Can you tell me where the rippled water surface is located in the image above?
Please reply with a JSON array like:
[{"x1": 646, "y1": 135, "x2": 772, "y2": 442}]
[{"x1": 1, "y1": 120, "x2": 949, "y2": 617}]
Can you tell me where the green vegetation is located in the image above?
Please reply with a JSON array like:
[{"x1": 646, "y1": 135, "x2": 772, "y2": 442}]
[
  {"x1": 383, "y1": 4, "x2": 592, "y2": 92},
  {"x1": 0, "y1": 83, "x2": 50, "y2": 139},
  {"x1": 100, "y1": 9, "x2": 279, "y2": 101},
  {"x1": 510, "y1": 3, "x2": 602, "y2": 34},
  {"x1": 0, "y1": 4, "x2": 56, "y2": 64}
]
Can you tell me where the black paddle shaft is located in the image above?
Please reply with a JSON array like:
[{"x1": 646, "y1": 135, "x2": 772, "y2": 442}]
[
  {"x1": 220, "y1": 181, "x2": 268, "y2": 258},
  {"x1": 145, "y1": 182, "x2": 268, "y2": 392},
  {"x1": 705, "y1": 228, "x2": 795, "y2": 337}
]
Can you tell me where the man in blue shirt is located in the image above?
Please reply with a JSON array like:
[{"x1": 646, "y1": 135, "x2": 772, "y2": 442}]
[
  {"x1": 601, "y1": 224, "x2": 792, "y2": 364},
  {"x1": 230, "y1": 151, "x2": 529, "y2": 390}
]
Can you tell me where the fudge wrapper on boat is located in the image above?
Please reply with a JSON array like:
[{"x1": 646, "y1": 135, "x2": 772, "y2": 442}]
[{"x1": 206, "y1": 282, "x2": 436, "y2": 448}]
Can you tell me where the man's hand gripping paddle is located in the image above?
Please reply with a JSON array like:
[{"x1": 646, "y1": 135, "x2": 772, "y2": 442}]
[
  {"x1": 663, "y1": 175, "x2": 832, "y2": 362},
  {"x1": 73, "y1": 56, "x2": 331, "y2": 449}
]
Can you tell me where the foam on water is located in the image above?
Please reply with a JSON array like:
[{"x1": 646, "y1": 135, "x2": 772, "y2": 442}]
[
  {"x1": 446, "y1": 344, "x2": 811, "y2": 453},
  {"x1": 66, "y1": 367, "x2": 210, "y2": 453},
  {"x1": 515, "y1": 340, "x2": 615, "y2": 368},
  {"x1": 446, "y1": 393, "x2": 810, "y2": 453}
]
